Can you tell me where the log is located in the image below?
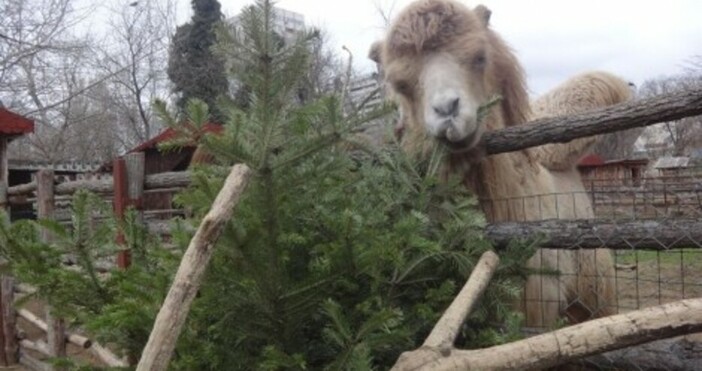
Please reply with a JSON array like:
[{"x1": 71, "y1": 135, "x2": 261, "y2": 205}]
[
  {"x1": 17, "y1": 309, "x2": 91, "y2": 348},
  {"x1": 392, "y1": 298, "x2": 702, "y2": 370},
  {"x1": 19, "y1": 349, "x2": 51, "y2": 371},
  {"x1": 484, "y1": 87, "x2": 702, "y2": 155},
  {"x1": 136, "y1": 164, "x2": 252, "y2": 371},
  {"x1": 423, "y1": 251, "x2": 499, "y2": 350},
  {"x1": 144, "y1": 171, "x2": 192, "y2": 190},
  {"x1": 55, "y1": 178, "x2": 113, "y2": 195},
  {"x1": 7, "y1": 181, "x2": 36, "y2": 197},
  {"x1": 9, "y1": 171, "x2": 191, "y2": 199},
  {"x1": 580, "y1": 335, "x2": 702, "y2": 370},
  {"x1": 91, "y1": 342, "x2": 128, "y2": 368},
  {"x1": 14, "y1": 283, "x2": 37, "y2": 295},
  {"x1": 486, "y1": 218, "x2": 702, "y2": 250},
  {"x1": 18, "y1": 309, "x2": 46, "y2": 331},
  {"x1": 19, "y1": 339, "x2": 51, "y2": 357}
]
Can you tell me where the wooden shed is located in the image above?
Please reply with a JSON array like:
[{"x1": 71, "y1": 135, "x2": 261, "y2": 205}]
[
  {"x1": 0, "y1": 107, "x2": 35, "y2": 220},
  {"x1": 578, "y1": 154, "x2": 649, "y2": 188},
  {"x1": 0, "y1": 107, "x2": 35, "y2": 185},
  {"x1": 112, "y1": 123, "x2": 223, "y2": 218},
  {"x1": 652, "y1": 156, "x2": 694, "y2": 178}
]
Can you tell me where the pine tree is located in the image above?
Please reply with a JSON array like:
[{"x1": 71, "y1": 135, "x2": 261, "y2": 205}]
[
  {"x1": 160, "y1": 1, "x2": 531, "y2": 369},
  {"x1": 167, "y1": 0, "x2": 228, "y2": 121},
  {"x1": 0, "y1": 191, "x2": 182, "y2": 366},
  {"x1": 0, "y1": 1, "x2": 532, "y2": 369}
]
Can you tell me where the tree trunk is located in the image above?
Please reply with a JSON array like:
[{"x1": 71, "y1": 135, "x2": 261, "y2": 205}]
[
  {"x1": 393, "y1": 298, "x2": 702, "y2": 370},
  {"x1": 136, "y1": 164, "x2": 252, "y2": 371},
  {"x1": 423, "y1": 251, "x2": 499, "y2": 350},
  {"x1": 485, "y1": 218, "x2": 702, "y2": 250},
  {"x1": 484, "y1": 87, "x2": 702, "y2": 155}
]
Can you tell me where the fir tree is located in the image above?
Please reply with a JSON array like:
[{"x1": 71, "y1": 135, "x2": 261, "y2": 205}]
[
  {"x1": 167, "y1": 0, "x2": 228, "y2": 121},
  {"x1": 0, "y1": 1, "x2": 533, "y2": 369},
  {"x1": 160, "y1": 1, "x2": 531, "y2": 369},
  {"x1": 0, "y1": 191, "x2": 182, "y2": 366}
]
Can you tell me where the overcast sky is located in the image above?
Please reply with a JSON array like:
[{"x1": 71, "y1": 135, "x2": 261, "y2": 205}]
[{"x1": 190, "y1": 0, "x2": 701, "y2": 96}]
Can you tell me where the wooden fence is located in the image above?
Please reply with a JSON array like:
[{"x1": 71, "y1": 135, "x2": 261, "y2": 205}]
[
  {"x1": 583, "y1": 173, "x2": 702, "y2": 219},
  {"x1": 0, "y1": 152, "x2": 193, "y2": 369}
]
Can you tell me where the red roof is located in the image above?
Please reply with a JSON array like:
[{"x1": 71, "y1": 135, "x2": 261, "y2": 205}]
[
  {"x1": 129, "y1": 123, "x2": 223, "y2": 153},
  {"x1": 578, "y1": 154, "x2": 605, "y2": 167},
  {"x1": 0, "y1": 108, "x2": 34, "y2": 135}
]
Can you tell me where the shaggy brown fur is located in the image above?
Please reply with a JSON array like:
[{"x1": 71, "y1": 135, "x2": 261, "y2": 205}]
[{"x1": 373, "y1": 0, "x2": 631, "y2": 327}]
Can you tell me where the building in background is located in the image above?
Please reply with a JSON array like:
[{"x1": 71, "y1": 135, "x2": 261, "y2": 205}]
[{"x1": 229, "y1": 7, "x2": 306, "y2": 44}]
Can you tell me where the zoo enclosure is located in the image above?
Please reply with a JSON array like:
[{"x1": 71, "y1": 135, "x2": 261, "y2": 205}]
[
  {"x1": 0, "y1": 87, "x2": 700, "y2": 369},
  {"x1": 0, "y1": 152, "x2": 192, "y2": 369}
]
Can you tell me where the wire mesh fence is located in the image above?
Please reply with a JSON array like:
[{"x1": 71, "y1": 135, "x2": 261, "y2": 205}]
[
  {"x1": 480, "y1": 173, "x2": 702, "y2": 368},
  {"x1": 480, "y1": 173, "x2": 702, "y2": 324}
]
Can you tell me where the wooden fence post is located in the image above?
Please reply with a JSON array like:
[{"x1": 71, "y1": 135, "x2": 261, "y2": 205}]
[
  {"x1": 0, "y1": 182, "x2": 7, "y2": 214},
  {"x1": 113, "y1": 157, "x2": 129, "y2": 268},
  {"x1": 0, "y1": 181, "x2": 8, "y2": 367},
  {"x1": 36, "y1": 170, "x2": 67, "y2": 367},
  {"x1": 113, "y1": 153, "x2": 145, "y2": 269},
  {"x1": 1, "y1": 276, "x2": 17, "y2": 365}
]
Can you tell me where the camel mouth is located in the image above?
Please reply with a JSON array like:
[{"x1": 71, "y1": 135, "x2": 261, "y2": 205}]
[{"x1": 439, "y1": 125, "x2": 482, "y2": 153}]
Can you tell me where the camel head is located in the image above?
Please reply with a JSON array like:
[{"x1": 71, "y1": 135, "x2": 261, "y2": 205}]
[{"x1": 370, "y1": 0, "x2": 529, "y2": 151}]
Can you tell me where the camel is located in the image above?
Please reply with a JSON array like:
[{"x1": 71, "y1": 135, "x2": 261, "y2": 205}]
[{"x1": 369, "y1": 0, "x2": 633, "y2": 327}]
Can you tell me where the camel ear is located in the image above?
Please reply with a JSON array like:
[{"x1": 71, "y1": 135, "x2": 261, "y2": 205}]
[
  {"x1": 368, "y1": 40, "x2": 383, "y2": 65},
  {"x1": 474, "y1": 5, "x2": 492, "y2": 27}
]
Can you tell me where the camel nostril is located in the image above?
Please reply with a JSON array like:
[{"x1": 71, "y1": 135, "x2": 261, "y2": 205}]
[{"x1": 433, "y1": 98, "x2": 460, "y2": 118}]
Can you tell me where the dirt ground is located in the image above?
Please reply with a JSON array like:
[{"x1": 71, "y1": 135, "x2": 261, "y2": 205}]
[{"x1": 614, "y1": 249, "x2": 702, "y2": 312}]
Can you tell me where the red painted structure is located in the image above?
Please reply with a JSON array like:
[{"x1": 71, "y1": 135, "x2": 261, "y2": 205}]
[{"x1": 0, "y1": 108, "x2": 34, "y2": 136}]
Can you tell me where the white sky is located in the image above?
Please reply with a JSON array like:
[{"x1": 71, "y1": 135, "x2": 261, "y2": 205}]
[{"x1": 193, "y1": 0, "x2": 702, "y2": 96}]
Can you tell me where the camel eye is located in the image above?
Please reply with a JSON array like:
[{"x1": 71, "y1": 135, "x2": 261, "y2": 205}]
[{"x1": 472, "y1": 53, "x2": 487, "y2": 68}]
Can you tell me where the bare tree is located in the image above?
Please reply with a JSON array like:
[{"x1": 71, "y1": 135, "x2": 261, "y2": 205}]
[
  {"x1": 589, "y1": 82, "x2": 644, "y2": 160},
  {"x1": 0, "y1": 0, "x2": 108, "y2": 162},
  {"x1": 92, "y1": 0, "x2": 177, "y2": 149},
  {"x1": 637, "y1": 71, "x2": 702, "y2": 157},
  {"x1": 1, "y1": 0, "x2": 179, "y2": 162}
]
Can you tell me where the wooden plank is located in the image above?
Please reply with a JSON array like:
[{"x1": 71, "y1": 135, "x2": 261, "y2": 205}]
[{"x1": 91, "y1": 342, "x2": 128, "y2": 368}]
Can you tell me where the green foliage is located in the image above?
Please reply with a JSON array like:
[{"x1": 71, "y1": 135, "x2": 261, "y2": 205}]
[
  {"x1": 155, "y1": 2, "x2": 533, "y2": 369},
  {"x1": 167, "y1": 0, "x2": 228, "y2": 120},
  {"x1": 0, "y1": 191, "x2": 181, "y2": 365},
  {"x1": 0, "y1": 1, "x2": 534, "y2": 370}
]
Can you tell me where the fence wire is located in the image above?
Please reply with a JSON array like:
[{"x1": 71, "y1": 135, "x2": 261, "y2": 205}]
[{"x1": 482, "y1": 174, "x2": 702, "y2": 369}]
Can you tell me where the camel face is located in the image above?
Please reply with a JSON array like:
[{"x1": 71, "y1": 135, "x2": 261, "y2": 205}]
[
  {"x1": 372, "y1": 0, "x2": 500, "y2": 150},
  {"x1": 381, "y1": 32, "x2": 492, "y2": 149},
  {"x1": 421, "y1": 52, "x2": 487, "y2": 145}
]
